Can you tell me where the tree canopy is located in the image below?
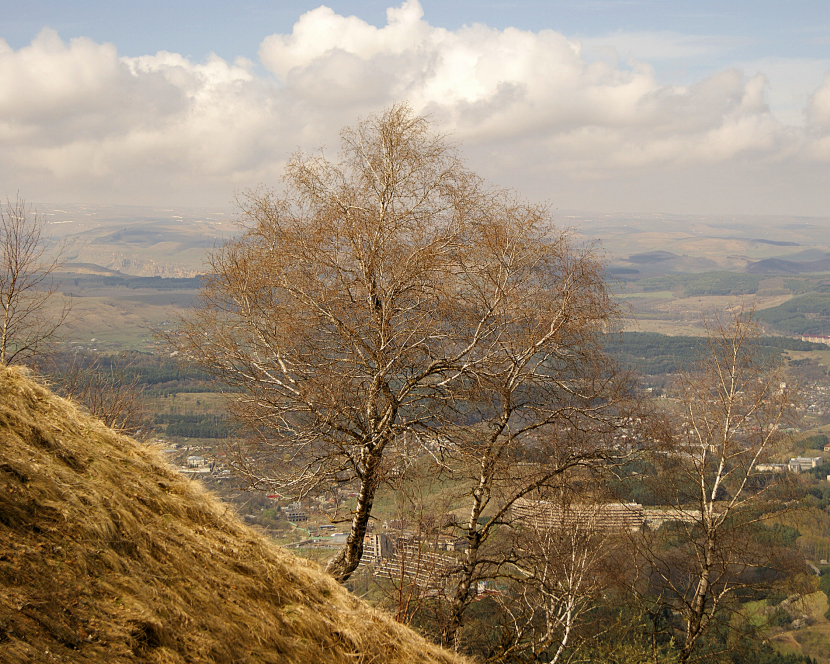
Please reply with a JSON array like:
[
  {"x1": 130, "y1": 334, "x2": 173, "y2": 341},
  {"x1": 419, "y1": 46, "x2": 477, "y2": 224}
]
[{"x1": 173, "y1": 104, "x2": 626, "y2": 581}]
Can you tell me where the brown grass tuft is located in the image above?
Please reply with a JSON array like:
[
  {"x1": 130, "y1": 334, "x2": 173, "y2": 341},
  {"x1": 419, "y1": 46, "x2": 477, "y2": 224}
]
[{"x1": 0, "y1": 366, "x2": 468, "y2": 664}]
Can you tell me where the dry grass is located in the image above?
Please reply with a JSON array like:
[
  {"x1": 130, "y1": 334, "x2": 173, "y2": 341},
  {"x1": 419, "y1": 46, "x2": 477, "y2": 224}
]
[{"x1": 0, "y1": 366, "x2": 469, "y2": 664}]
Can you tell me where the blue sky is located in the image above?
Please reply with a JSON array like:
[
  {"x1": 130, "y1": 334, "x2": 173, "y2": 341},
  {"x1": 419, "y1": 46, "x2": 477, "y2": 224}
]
[
  {"x1": 4, "y1": 1, "x2": 828, "y2": 61},
  {"x1": 1, "y1": 1, "x2": 829, "y2": 215},
  {"x1": 5, "y1": 2, "x2": 828, "y2": 83}
]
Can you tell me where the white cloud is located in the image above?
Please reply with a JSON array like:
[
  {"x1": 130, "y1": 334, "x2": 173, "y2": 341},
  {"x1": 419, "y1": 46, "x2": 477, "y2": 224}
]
[
  {"x1": 805, "y1": 73, "x2": 830, "y2": 161},
  {"x1": 808, "y1": 73, "x2": 830, "y2": 131},
  {"x1": 259, "y1": 1, "x2": 432, "y2": 79},
  {"x1": 257, "y1": 4, "x2": 800, "y2": 169},
  {"x1": 0, "y1": 3, "x2": 829, "y2": 215},
  {"x1": 733, "y1": 56, "x2": 830, "y2": 126}
]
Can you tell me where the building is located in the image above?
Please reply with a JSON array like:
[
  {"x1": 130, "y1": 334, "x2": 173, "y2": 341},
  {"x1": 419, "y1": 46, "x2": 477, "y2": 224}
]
[
  {"x1": 362, "y1": 533, "x2": 395, "y2": 562},
  {"x1": 756, "y1": 463, "x2": 789, "y2": 473},
  {"x1": 642, "y1": 508, "x2": 702, "y2": 529},
  {"x1": 801, "y1": 335, "x2": 830, "y2": 345},
  {"x1": 284, "y1": 502, "x2": 308, "y2": 522},
  {"x1": 512, "y1": 497, "x2": 645, "y2": 532},
  {"x1": 788, "y1": 456, "x2": 824, "y2": 473},
  {"x1": 435, "y1": 536, "x2": 467, "y2": 552},
  {"x1": 372, "y1": 537, "x2": 458, "y2": 591},
  {"x1": 358, "y1": 533, "x2": 459, "y2": 593}
]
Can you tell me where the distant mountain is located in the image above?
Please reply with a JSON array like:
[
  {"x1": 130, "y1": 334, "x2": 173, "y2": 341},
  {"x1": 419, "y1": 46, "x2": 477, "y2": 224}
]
[
  {"x1": 744, "y1": 238, "x2": 799, "y2": 247},
  {"x1": 627, "y1": 251, "x2": 681, "y2": 264},
  {"x1": 61, "y1": 262, "x2": 126, "y2": 276},
  {"x1": 746, "y1": 257, "x2": 830, "y2": 274},
  {"x1": 36, "y1": 203, "x2": 238, "y2": 277},
  {"x1": 606, "y1": 266, "x2": 640, "y2": 275}
]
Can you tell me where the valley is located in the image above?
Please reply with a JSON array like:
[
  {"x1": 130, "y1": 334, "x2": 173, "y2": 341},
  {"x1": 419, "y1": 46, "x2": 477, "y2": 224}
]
[{"x1": 32, "y1": 204, "x2": 830, "y2": 662}]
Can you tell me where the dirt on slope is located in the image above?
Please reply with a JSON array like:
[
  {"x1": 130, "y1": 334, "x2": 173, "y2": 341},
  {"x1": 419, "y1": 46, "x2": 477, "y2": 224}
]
[{"x1": 0, "y1": 366, "x2": 468, "y2": 664}]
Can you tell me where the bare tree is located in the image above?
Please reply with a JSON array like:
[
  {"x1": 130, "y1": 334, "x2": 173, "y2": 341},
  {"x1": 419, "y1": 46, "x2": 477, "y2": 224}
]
[
  {"x1": 172, "y1": 104, "x2": 628, "y2": 583},
  {"x1": 174, "y1": 105, "x2": 480, "y2": 581},
  {"x1": 415, "y1": 210, "x2": 640, "y2": 650},
  {"x1": 48, "y1": 352, "x2": 149, "y2": 437},
  {"x1": 633, "y1": 308, "x2": 803, "y2": 663},
  {"x1": 499, "y1": 492, "x2": 624, "y2": 664},
  {"x1": 442, "y1": 284, "x2": 640, "y2": 647},
  {"x1": 0, "y1": 196, "x2": 68, "y2": 365},
  {"x1": 370, "y1": 469, "x2": 459, "y2": 626}
]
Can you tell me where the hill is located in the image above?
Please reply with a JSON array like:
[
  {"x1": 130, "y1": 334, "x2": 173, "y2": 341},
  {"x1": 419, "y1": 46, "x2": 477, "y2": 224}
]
[
  {"x1": 0, "y1": 366, "x2": 466, "y2": 664},
  {"x1": 746, "y1": 256, "x2": 830, "y2": 274},
  {"x1": 755, "y1": 294, "x2": 830, "y2": 335}
]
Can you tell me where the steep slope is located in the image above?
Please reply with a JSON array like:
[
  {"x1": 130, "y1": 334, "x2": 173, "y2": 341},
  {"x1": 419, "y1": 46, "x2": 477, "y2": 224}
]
[{"x1": 0, "y1": 367, "x2": 467, "y2": 664}]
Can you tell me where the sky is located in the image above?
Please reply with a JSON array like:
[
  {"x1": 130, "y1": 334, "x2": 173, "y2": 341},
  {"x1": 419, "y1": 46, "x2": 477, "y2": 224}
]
[{"x1": 1, "y1": 1, "x2": 829, "y2": 216}]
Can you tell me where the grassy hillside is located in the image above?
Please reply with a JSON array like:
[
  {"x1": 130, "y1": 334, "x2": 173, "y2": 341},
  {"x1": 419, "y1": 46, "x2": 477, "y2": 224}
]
[
  {"x1": 0, "y1": 366, "x2": 467, "y2": 664},
  {"x1": 755, "y1": 294, "x2": 830, "y2": 335}
]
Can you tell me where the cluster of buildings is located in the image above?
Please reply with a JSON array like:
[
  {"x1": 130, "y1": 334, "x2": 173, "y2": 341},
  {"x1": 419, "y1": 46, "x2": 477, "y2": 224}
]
[
  {"x1": 361, "y1": 533, "x2": 460, "y2": 594},
  {"x1": 801, "y1": 335, "x2": 830, "y2": 345},
  {"x1": 356, "y1": 500, "x2": 655, "y2": 594},
  {"x1": 795, "y1": 383, "x2": 830, "y2": 420},
  {"x1": 159, "y1": 441, "x2": 232, "y2": 479},
  {"x1": 756, "y1": 456, "x2": 825, "y2": 474},
  {"x1": 511, "y1": 497, "x2": 645, "y2": 532}
]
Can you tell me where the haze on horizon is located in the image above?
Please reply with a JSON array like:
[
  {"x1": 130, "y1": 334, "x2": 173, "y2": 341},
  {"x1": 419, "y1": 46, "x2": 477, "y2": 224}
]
[{"x1": 1, "y1": 0, "x2": 829, "y2": 218}]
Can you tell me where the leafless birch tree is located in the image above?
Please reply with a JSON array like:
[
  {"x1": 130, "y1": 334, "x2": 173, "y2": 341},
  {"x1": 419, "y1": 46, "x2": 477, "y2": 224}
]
[
  {"x1": 172, "y1": 104, "x2": 628, "y2": 583},
  {"x1": 0, "y1": 196, "x2": 67, "y2": 365},
  {"x1": 48, "y1": 352, "x2": 149, "y2": 437},
  {"x1": 422, "y1": 208, "x2": 640, "y2": 650},
  {"x1": 501, "y1": 497, "x2": 622, "y2": 664},
  {"x1": 634, "y1": 309, "x2": 802, "y2": 663}
]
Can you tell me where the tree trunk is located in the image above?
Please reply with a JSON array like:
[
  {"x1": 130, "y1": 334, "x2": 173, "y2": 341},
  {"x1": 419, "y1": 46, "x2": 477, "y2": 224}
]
[
  {"x1": 443, "y1": 477, "x2": 487, "y2": 648},
  {"x1": 325, "y1": 449, "x2": 382, "y2": 582},
  {"x1": 679, "y1": 541, "x2": 713, "y2": 663}
]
